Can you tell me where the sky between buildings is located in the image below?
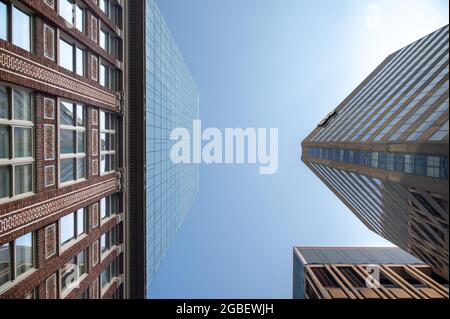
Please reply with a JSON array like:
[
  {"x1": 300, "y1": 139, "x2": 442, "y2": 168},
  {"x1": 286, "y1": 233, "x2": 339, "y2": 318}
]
[{"x1": 149, "y1": 0, "x2": 449, "y2": 298}]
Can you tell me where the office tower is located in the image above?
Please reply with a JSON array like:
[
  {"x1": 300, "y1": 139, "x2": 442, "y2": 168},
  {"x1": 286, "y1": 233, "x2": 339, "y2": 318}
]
[
  {"x1": 128, "y1": 0, "x2": 199, "y2": 298},
  {"x1": 1, "y1": 0, "x2": 126, "y2": 299},
  {"x1": 301, "y1": 25, "x2": 449, "y2": 280},
  {"x1": 293, "y1": 247, "x2": 449, "y2": 299}
]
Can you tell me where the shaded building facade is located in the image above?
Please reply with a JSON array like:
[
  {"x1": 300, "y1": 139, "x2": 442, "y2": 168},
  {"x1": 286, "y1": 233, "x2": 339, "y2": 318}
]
[
  {"x1": 1, "y1": 0, "x2": 126, "y2": 298},
  {"x1": 127, "y1": 0, "x2": 199, "y2": 298},
  {"x1": 293, "y1": 247, "x2": 449, "y2": 299},
  {"x1": 302, "y1": 25, "x2": 449, "y2": 279}
]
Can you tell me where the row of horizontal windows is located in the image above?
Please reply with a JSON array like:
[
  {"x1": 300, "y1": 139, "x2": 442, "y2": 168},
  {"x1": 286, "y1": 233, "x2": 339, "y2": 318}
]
[{"x1": 308, "y1": 147, "x2": 449, "y2": 180}]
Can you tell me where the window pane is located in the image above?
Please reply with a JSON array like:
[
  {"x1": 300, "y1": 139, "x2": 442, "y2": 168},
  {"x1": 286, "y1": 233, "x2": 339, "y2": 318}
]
[
  {"x1": 60, "y1": 158, "x2": 75, "y2": 183},
  {"x1": 100, "y1": 133, "x2": 107, "y2": 151},
  {"x1": 77, "y1": 157, "x2": 85, "y2": 179},
  {"x1": 100, "y1": 30, "x2": 109, "y2": 51},
  {"x1": 78, "y1": 250, "x2": 86, "y2": 275},
  {"x1": 13, "y1": 90, "x2": 31, "y2": 121},
  {"x1": 60, "y1": 101, "x2": 74, "y2": 126},
  {"x1": 77, "y1": 131, "x2": 85, "y2": 153},
  {"x1": 0, "y1": 2, "x2": 7, "y2": 40},
  {"x1": 12, "y1": 7, "x2": 31, "y2": 52},
  {"x1": 59, "y1": 39, "x2": 74, "y2": 72},
  {"x1": 0, "y1": 126, "x2": 9, "y2": 159},
  {"x1": 100, "y1": 154, "x2": 106, "y2": 173},
  {"x1": 60, "y1": 129, "x2": 75, "y2": 154},
  {"x1": 101, "y1": 233, "x2": 108, "y2": 253},
  {"x1": 76, "y1": 47, "x2": 84, "y2": 76},
  {"x1": 76, "y1": 104, "x2": 84, "y2": 126},
  {"x1": 100, "y1": 197, "x2": 106, "y2": 219},
  {"x1": 75, "y1": 5, "x2": 84, "y2": 32},
  {"x1": 14, "y1": 127, "x2": 32, "y2": 158},
  {"x1": 14, "y1": 164, "x2": 32, "y2": 195},
  {"x1": 59, "y1": 0, "x2": 73, "y2": 24},
  {"x1": 60, "y1": 213, "x2": 75, "y2": 245},
  {"x1": 0, "y1": 87, "x2": 8, "y2": 119},
  {"x1": 0, "y1": 166, "x2": 9, "y2": 198},
  {"x1": 15, "y1": 233, "x2": 33, "y2": 277},
  {"x1": 77, "y1": 209, "x2": 85, "y2": 236},
  {"x1": 0, "y1": 243, "x2": 11, "y2": 287}
]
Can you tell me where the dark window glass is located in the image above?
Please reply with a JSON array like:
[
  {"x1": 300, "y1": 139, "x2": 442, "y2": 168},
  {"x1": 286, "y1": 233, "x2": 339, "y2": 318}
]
[{"x1": 414, "y1": 155, "x2": 427, "y2": 176}]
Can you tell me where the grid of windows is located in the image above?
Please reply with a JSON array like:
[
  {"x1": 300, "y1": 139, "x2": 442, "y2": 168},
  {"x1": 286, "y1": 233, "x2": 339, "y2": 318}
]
[
  {"x1": 310, "y1": 25, "x2": 449, "y2": 144},
  {"x1": 59, "y1": 101, "x2": 86, "y2": 184},
  {"x1": 144, "y1": 0, "x2": 199, "y2": 288},
  {"x1": 0, "y1": 1, "x2": 32, "y2": 52},
  {"x1": 308, "y1": 147, "x2": 449, "y2": 180},
  {"x1": 0, "y1": 232, "x2": 34, "y2": 291},
  {"x1": 0, "y1": 86, "x2": 33, "y2": 201}
]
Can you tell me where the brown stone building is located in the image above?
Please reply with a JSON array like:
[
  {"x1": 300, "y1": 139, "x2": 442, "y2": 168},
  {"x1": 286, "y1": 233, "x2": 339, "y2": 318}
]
[
  {"x1": 293, "y1": 247, "x2": 449, "y2": 299},
  {"x1": 301, "y1": 25, "x2": 449, "y2": 280},
  {"x1": 1, "y1": 0, "x2": 126, "y2": 299}
]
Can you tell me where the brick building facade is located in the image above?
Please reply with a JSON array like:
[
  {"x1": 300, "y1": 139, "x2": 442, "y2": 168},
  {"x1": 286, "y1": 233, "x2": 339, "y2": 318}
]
[{"x1": 1, "y1": 0, "x2": 126, "y2": 299}]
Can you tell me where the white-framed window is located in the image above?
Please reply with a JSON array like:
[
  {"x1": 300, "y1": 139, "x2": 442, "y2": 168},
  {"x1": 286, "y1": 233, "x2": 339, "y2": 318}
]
[
  {"x1": 59, "y1": 35, "x2": 86, "y2": 76},
  {"x1": 59, "y1": 250, "x2": 86, "y2": 297},
  {"x1": 0, "y1": 232, "x2": 35, "y2": 292},
  {"x1": 101, "y1": 257, "x2": 119, "y2": 292},
  {"x1": 100, "y1": 194, "x2": 118, "y2": 221},
  {"x1": 0, "y1": 1, "x2": 33, "y2": 52},
  {"x1": 59, "y1": 208, "x2": 86, "y2": 248},
  {"x1": 100, "y1": 111, "x2": 117, "y2": 174},
  {"x1": 58, "y1": 0, "x2": 85, "y2": 32},
  {"x1": 0, "y1": 85, "x2": 34, "y2": 202},
  {"x1": 59, "y1": 100, "x2": 86, "y2": 185}
]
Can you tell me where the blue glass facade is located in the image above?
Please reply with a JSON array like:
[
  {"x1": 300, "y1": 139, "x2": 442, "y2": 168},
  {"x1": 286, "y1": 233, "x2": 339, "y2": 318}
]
[{"x1": 145, "y1": 0, "x2": 199, "y2": 289}]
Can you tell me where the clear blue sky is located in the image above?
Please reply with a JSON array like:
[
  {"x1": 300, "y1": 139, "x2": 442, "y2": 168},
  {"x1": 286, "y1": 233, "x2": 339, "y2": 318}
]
[{"x1": 149, "y1": 0, "x2": 449, "y2": 298}]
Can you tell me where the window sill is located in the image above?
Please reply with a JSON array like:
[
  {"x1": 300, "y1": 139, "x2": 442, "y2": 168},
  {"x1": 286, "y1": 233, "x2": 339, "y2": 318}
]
[
  {"x1": 0, "y1": 268, "x2": 36, "y2": 296},
  {"x1": 0, "y1": 192, "x2": 35, "y2": 205},
  {"x1": 100, "y1": 277, "x2": 120, "y2": 298}
]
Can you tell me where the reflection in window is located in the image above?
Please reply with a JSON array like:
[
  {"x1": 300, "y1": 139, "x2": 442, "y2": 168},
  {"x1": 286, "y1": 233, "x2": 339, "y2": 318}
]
[
  {"x1": 12, "y1": 7, "x2": 31, "y2": 52},
  {"x1": 100, "y1": 111, "x2": 117, "y2": 174},
  {"x1": 76, "y1": 47, "x2": 85, "y2": 76},
  {"x1": 0, "y1": 243, "x2": 11, "y2": 288},
  {"x1": 100, "y1": 194, "x2": 117, "y2": 220},
  {"x1": 14, "y1": 233, "x2": 33, "y2": 277},
  {"x1": 0, "y1": 2, "x2": 7, "y2": 41}
]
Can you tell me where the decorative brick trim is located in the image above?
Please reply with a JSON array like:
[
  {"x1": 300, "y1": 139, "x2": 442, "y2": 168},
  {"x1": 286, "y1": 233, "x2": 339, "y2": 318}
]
[
  {"x1": 0, "y1": 178, "x2": 118, "y2": 238},
  {"x1": 44, "y1": 165, "x2": 56, "y2": 187},
  {"x1": 0, "y1": 48, "x2": 115, "y2": 108}
]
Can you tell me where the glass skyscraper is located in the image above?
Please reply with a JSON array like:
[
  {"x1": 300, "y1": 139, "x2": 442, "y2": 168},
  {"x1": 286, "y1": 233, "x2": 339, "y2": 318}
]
[
  {"x1": 302, "y1": 25, "x2": 449, "y2": 281},
  {"x1": 128, "y1": 0, "x2": 199, "y2": 298}
]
